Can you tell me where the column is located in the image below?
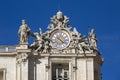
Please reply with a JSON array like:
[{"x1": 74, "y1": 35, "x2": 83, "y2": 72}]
[
  {"x1": 69, "y1": 62, "x2": 72, "y2": 80},
  {"x1": 72, "y1": 57, "x2": 77, "y2": 80},
  {"x1": 3, "y1": 69, "x2": 6, "y2": 80},
  {"x1": 16, "y1": 44, "x2": 31, "y2": 80},
  {"x1": 45, "y1": 57, "x2": 50, "y2": 80}
]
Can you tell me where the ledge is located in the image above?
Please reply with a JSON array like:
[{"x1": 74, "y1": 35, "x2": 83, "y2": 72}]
[
  {"x1": 0, "y1": 52, "x2": 17, "y2": 56},
  {"x1": 38, "y1": 53, "x2": 97, "y2": 58},
  {"x1": 16, "y1": 49, "x2": 31, "y2": 53}
]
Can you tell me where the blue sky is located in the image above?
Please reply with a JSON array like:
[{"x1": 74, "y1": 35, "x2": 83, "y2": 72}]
[{"x1": 0, "y1": 0, "x2": 120, "y2": 80}]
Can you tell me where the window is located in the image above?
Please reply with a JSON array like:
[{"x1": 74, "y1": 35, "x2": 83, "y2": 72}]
[
  {"x1": 0, "y1": 71, "x2": 3, "y2": 80},
  {"x1": 52, "y1": 63, "x2": 69, "y2": 80},
  {"x1": 0, "y1": 69, "x2": 6, "y2": 80}
]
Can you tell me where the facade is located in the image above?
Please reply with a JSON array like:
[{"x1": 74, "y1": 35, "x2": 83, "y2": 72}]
[{"x1": 0, "y1": 11, "x2": 103, "y2": 80}]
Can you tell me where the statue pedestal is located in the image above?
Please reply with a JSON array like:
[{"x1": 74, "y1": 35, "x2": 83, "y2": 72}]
[
  {"x1": 16, "y1": 43, "x2": 31, "y2": 80},
  {"x1": 16, "y1": 43, "x2": 28, "y2": 49}
]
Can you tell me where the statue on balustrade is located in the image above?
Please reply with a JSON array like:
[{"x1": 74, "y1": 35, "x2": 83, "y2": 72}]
[
  {"x1": 89, "y1": 29, "x2": 98, "y2": 50},
  {"x1": 18, "y1": 20, "x2": 31, "y2": 44}
]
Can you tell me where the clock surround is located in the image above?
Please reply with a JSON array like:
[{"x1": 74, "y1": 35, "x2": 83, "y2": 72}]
[{"x1": 50, "y1": 30, "x2": 71, "y2": 50}]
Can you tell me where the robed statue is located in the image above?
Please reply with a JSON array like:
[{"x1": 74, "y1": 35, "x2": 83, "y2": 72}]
[
  {"x1": 89, "y1": 29, "x2": 97, "y2": 50},
  {"x1": 18, "y1": 20, "x2": 31, "y2": 44}
]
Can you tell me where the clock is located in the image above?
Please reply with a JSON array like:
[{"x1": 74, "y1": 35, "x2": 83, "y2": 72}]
[{"x1": 51, "y1": 30, "x2": 70, "y2": 49}]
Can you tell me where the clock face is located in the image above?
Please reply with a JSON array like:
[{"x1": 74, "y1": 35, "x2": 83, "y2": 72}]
[{"x1": 51, "y1": 31, "x2": 70, "y2": 49}]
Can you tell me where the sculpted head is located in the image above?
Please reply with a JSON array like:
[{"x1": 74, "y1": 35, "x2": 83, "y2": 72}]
[
  {"x1": 33, "y1": 32, "x2": 39, "y2": 36},
  {"x1": 91, "y1": 29, "x2": 94, "y2": 33},
  {"x1": 56, "y1": 11, "x2": 64, "y2": 20},
  {"x1": 22, "y1": 20, "x2": 26, "y2": 25}
]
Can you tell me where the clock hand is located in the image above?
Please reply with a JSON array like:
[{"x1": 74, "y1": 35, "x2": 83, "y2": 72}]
[{"x1": 58, "y1": 37, "x2": 64, "y2": 43}]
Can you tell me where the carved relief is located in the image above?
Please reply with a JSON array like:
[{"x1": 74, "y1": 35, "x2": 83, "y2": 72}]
[
  {"x1": 21, "y1": 11, "x2": 98, "y2": 54},
  {"x1": 17, "y1": 53, "x2": 28, "y2": 64},
  {"x1": 48, "y1": 11, "x2": 71, "y2": 30}
]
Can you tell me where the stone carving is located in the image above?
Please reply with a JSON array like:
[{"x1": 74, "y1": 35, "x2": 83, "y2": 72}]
[
  {"x1": 48, "y1": 11, "x2": 70, "y2": 29},
  {"x1": 73, "y1": 34, "x2": 91, "y2": 54},
  {"x1": 30, "y1": 28, "x2": 52, "y2": 53},
  {"x1": 80, "y1": 37, "x2": 91, "y2": 53},
  {"x1": 30, "y1": 32, "x2": 44, "y2": 52},
  {"x1": 41, "y1": 31, "x2": 51, "y2": 53},
  {"x1": 18, "y1": 20, "x2": 31, "y2": 44},
  {"x1": 73, "y1": 27, "x2": 79, "y2": 36},
  {"x1": 17, "y1": 53, "x2": 28, "y2": 63},
  {"x1": 28, "y1": 11, "x2": 98, "y2": 54},
  {"x1": 39, "y1": 28, "x2": 43, "y2": 36},
  {"x1": 89, "y1": 29, "x2": 97, "y2": 50},
  {"x1": 42, "y1": 41, "x2": 51, "y2": 53},
  {"x1": 77, "y1": 42, "x2": 84, "y2": 53}
]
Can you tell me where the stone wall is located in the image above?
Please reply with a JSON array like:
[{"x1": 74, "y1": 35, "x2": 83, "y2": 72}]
[{"x1": 0, "y1": 56, "x2": 16, "y2": 80}]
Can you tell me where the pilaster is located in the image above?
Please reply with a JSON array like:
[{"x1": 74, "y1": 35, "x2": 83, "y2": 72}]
[
  {"x1": 72, "y1": 57, "x2": 77, "y2": 80},
  {"x1": 16, "y1": 44, "x2": 31, "y2": 80},
  {"x1": 45, "y1": 56, "x2": 50, "y2": 80}
]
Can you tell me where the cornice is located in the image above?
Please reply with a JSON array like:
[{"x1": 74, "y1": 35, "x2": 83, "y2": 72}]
[{"x1": 0, "y1": 52, "x2": 17, "y2": 57}]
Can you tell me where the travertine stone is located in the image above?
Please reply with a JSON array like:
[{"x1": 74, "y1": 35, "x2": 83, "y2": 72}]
[
  {"x1": 0, "y1": 57, "x2": 16, "y2": 80},
  {"x1": 18, "y1": 20, "x2": 31, "y2": 44},
  {"x1": 0, "y1": 11, "x2": 103, "y2": 80}
]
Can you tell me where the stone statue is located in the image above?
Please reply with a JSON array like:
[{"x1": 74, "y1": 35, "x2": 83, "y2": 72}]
[
  {"x1": 77, "y1": 42, "x2": 84, "y2": 54},
  {"x1": 30, "y1": 32, "x2": 43, "y2": 52},
  {"x1": 18, "y1": 20, "x2": 31, "y2": 44},
  {"x1": 77, "y1": 34, "x2": 84, "y2": 53},
  {"x1": 39, "y1": 28, "x2": 43, "y2": 36},
  {"x1": 50, "y1": 11, "x2": 69, "y2": 28},
  {"x1": 30, "y1": 28, "x2": 52, "y2": 53},
  {"x1": 80, "y1": 37, "x2": 91, "y2": 53},
  {"x1": 42, "y1": 41, "x2": 51, "y2": 53},
  {"x1": 89, "y1": 29, "x2": 97, "y2": 50},
  {"x1": 72, "y1": 27, "x2": 79, "y2": 37},
  {"x1": 73, "y1": 28, "x2": 78, "y2": 34}
]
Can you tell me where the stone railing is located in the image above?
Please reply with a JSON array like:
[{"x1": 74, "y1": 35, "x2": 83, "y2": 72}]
[{"x1": 0, "y1": 46, "x2": 16, "y2": 52}]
